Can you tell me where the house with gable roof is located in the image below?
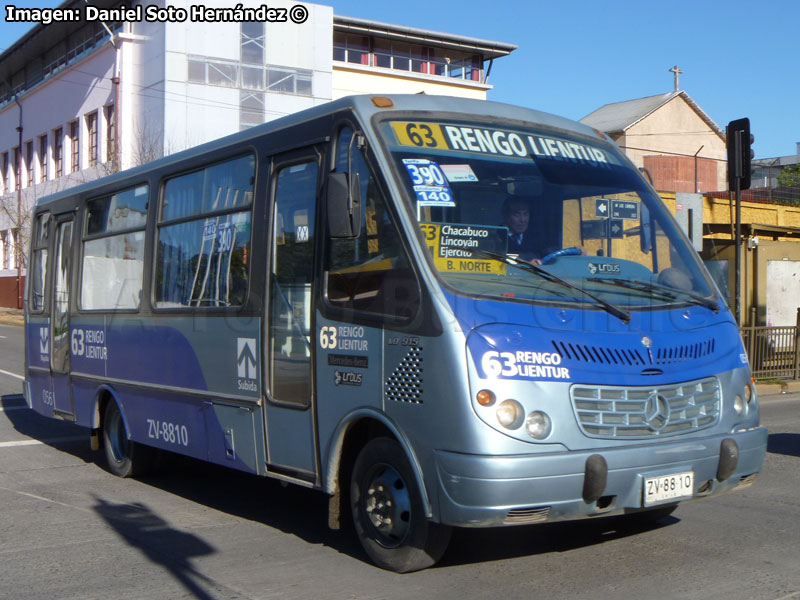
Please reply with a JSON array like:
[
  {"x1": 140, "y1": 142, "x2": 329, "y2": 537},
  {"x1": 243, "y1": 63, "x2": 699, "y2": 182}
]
[{"x1": 581, "y1": 90, "x2": 727, "y2": 193}]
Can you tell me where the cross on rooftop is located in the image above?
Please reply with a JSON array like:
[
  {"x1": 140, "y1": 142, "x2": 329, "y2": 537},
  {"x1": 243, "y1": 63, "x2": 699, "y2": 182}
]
[{"x1": 669, "y1": 65, "x2": 683, "y2": 91}]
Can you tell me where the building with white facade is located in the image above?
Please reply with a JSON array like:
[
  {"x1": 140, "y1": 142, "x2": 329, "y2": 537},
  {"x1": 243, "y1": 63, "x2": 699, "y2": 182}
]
[{"x1": 0, "y1": 0, "x2": 515, "y2": 306}]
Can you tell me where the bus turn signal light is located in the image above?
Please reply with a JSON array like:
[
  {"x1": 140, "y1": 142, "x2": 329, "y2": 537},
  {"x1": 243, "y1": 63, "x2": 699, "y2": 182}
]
[{"x1": 476, "y1": 389, "x2": 495, "y2": 406}]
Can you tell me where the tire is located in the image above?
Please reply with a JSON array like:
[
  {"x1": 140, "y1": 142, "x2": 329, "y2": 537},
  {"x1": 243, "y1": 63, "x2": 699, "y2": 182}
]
[
  {"x1": 102, "y1": 401, "x2": 156, "y2": 478},
  {"x1": 350, "y1": 437, "x2": 451, "y2": 572}
]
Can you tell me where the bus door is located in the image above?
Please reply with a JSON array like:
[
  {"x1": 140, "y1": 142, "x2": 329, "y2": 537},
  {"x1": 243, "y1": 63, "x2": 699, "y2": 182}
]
[
  {"x1": 50, "y1": 216, "x2": 75, "y2": 419},
  {"x1": 263, "y1": 149, "x2": 322, "y2": 480}
]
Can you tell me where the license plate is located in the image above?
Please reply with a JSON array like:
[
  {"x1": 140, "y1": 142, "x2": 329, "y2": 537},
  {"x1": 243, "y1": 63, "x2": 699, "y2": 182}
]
[{"x1": 644, "y1": 471, "x2": 694, "y2": 506}]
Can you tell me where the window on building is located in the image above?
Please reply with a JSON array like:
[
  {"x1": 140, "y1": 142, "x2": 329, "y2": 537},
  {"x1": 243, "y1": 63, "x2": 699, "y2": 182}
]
[
  {"x1": 333, "y1": 33, "x2": 370, "y2": 65},
  {"x1": 105, "y1": 104, "x2": 116, "y2": 164},
  {"x1": 81, "y1": 185, "x2": 148, "y2": 310},
  {"x1": 335, "y1": 36, "x2": 483, "y2": 82},
  {"x1": 266, "y1": 66, "x2": 312, "y2": 96},
  {"x1": 39, "y1": 135, "x2": 48, "y2": 182},
  {"x1": 25, "y1": 141, "x2": 33, "y2": 187},
  {"x1": 0, "y1": 230, "x2": 6, "y2": 270},
  {"x1": 241, "y1": 22, "x2": 264, "y2": 64},
  {"x1": 70, "y1": 121, "x2": 79, "y2": 172},
  {"x1": 448, "y1": 55, "x2": 481, "y2": 81},
  {"x1": 1, "y1": 152, "x2": 7, "y2": 194},
  {"x1": 241, "y1": 64, "x2": 263, "y2": 90},
  {"x1": 188, "y1": 59, "x2": 205, "y2": 82},
  {"x1": 240, "y1": 91, "x2": 264, "y2": 131},
  {"x1": 86, "y1": 112, "x2": 98, "y2": 167},
  {"x1": 155, "y1": 154, "x2": 254, "y2": 308},
  {"x1": 13, "y1": 147, "x2": 20, "y2": 191},
  {"x1": 53, "y1": 127, "x2": 63, "y2": 177},
  {"x1": 11, "y1": 228, "x2": 20, "y2": 269},
  {"x1": 208, "y1": 61, "x2": 238, "y2": 87}
]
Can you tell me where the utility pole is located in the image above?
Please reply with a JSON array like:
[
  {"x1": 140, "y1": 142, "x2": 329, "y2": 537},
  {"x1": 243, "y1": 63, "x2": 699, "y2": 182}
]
[
  {"x1": 14, "y1": 94, "x2": 22, "y2": 310},
  {"x1": 727, "y1": 118, "x2": 754, "y2": 325}
]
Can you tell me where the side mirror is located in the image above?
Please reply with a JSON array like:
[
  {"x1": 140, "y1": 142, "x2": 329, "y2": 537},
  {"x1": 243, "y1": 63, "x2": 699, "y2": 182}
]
[{"x1": 326, "y1": 172, "x2": 362, "y2": 239}]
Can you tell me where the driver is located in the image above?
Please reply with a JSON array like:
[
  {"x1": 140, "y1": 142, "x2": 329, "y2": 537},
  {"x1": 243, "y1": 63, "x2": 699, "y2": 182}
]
[
  {"x1": 502, "y1": 197, "x2": 540, "y2": 263},
  {"x1": 501, "y1": 196, "x2": 585, "y2": 265}
]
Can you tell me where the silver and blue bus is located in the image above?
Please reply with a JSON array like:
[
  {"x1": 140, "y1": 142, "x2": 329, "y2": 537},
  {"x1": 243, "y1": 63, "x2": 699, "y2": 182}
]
[{"x1": 24, "y1": 94, "x2": 767, "y2": 572}]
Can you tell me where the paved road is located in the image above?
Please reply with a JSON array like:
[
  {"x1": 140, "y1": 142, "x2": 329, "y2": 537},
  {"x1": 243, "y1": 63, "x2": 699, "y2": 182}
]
[{"x1": 1, "y1": 322, "x2": 799, "y2": 599}]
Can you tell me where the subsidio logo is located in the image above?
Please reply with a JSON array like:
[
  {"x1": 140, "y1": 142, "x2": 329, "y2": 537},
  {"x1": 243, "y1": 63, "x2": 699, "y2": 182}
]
[{"x1": 237, "y1": 338, "x2": 258, "y2": 391}]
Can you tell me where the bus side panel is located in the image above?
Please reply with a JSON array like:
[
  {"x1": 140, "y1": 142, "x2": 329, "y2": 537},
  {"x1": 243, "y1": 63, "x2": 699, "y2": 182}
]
[
  {"x1": 315, "y1": 314, "x2": 384, "y2": 483},
  {"x1": 71, "y1": 379, "x2": 262, "y2": 475},
  {"x1": 25, "y1": 317, "x2": 54, "y2": 417},
  {"x1": 204, "y1": 402, "x2": 264, "y2": 474}
]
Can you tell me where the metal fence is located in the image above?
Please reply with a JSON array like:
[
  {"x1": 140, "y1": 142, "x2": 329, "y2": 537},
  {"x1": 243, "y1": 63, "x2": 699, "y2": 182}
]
[{"x1": 740, "y1": 323, "x2": 800, "y2": 380}]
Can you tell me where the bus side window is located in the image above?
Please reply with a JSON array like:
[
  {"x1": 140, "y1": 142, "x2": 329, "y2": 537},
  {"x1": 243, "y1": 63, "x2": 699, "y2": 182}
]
[
  {"x1": 81, "y1": 185, "x2": 148, "y2": 311},
  {"x1": 30, "y1": 212, "x2": 50, "y2": 312},
  {"x1": 325, "y1": 128, "x2": 419, "y2": 321}
]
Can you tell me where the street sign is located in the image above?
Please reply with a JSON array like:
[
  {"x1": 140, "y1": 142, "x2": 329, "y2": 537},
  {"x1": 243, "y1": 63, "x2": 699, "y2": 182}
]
[
  {"x1": 582, "y1": 220, "x2": 606, "y2": 239},
  {"x1": 611, "y1": 200, "x2": 639, "y2": 220},
  {"x1": 595, "y1": 198, "x2": 610, "y2": 218},
  {"x1": 581, "y1": 219, "x2": 625, "y2": 239}
]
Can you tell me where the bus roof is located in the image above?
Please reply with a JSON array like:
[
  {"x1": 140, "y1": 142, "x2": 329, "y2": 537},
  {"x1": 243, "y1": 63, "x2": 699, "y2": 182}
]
[{"x1": 34, "y1": 94, "x2": 604, "y2": 209}]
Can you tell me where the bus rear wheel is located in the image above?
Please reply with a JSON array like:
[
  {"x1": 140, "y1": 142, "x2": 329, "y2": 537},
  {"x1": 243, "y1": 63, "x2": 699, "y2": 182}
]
[
  {"x1": 102, "y1": 401, "x2": 155, "y2": 478},
  {"x1": 350, "y1": 437, "x2": 451, "y2": 572}
]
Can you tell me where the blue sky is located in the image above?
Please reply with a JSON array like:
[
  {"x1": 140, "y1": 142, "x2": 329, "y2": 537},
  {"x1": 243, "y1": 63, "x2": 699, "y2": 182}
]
[{"x1": 3, "y1": 0, "x2": 798, "y2": 159}]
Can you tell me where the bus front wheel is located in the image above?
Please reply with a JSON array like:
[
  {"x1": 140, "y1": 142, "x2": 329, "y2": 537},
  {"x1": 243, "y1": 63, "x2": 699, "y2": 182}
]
[
  {"x1": 102, "y1": 401, "x2": 155, "y2": 478},
  {"x1": 350, "y1": 437, "x2": 451, "y2": 572}
]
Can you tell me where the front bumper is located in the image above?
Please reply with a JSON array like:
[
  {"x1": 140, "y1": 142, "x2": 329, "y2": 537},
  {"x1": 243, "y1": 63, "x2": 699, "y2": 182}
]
[{"x1": 434, "y1": 426, "x2": 767, "y2": 527}]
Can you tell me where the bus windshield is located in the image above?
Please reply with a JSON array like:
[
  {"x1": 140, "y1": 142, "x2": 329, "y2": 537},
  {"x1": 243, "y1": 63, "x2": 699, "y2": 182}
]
[{"x1": 380, "y1": 119, "x2": 716, "y2": 309}]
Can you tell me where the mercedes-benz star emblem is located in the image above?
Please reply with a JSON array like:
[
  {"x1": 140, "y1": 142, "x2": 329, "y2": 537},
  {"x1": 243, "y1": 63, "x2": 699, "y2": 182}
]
[
  {"x1": 644, "y1": 392, "x2": 670, "y2": 432},
  {"x1": 641, "y1": 335, "x2": 652, "y2": 348}
]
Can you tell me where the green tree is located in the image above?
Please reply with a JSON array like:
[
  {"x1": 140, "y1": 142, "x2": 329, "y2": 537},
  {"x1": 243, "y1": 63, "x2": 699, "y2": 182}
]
[{"x1": 777, "y1": 164, "x2": 800, "y2": 188}]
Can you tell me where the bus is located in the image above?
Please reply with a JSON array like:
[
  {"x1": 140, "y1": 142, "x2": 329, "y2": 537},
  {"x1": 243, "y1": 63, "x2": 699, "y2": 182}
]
[{"x1": 24, "y1": 94, "x2": 767, "y2": 572}]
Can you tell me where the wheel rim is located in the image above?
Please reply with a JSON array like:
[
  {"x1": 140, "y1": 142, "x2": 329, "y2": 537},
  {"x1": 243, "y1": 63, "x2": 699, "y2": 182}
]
[
  {"x1": 107, "y1": 408, "x2": 128, "y2": 464},
  {"x1": 361, "y1": 463, "x2": 412, "y2": 549}
]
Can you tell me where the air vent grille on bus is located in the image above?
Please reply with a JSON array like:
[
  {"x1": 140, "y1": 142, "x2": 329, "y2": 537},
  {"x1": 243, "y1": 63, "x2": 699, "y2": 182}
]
[
  {"x1": 552, "y1": 338, "x2": 716, "y2": 366},
  {"x1": 386, "y1": 347, "x2": 423, "y2": 404},
  {"x1": 504, "y1": 506, "x2": 551, "y2": 525},
  {"x1": 552, "y1": 341, "x2": 646, "y2": 366},
  {"x1": 654, "y1": 339, "x2": 716, "y2": 364}
]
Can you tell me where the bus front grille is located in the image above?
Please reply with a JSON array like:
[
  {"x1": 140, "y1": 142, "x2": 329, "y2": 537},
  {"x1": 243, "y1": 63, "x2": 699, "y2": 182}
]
[{"x1": 570, "y1": 377, "x2": 721, "y2": 439}]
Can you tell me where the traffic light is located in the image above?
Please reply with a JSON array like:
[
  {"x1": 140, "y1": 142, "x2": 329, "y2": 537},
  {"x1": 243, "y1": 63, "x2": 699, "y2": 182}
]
[{"x1": 727, "y1": 118, "x2": 754, "y2": 190}]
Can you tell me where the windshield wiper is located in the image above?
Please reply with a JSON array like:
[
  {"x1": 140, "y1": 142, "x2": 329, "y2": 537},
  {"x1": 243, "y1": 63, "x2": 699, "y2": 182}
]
[
  {"x1": 586, "y1": 277, "x2": 719, "y2": 312},
  {"x1": 472, "y1": 250, "x2": 631, "y2": 324}
]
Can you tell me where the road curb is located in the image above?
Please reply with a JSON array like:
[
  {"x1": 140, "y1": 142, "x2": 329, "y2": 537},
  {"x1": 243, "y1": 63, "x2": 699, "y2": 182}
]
[
  {"x1": 0, "y1": 309, "x2": 23, "y2": 327},
  {"x1": 756, "y1": 380, "x2": 800, "y2": 399}
]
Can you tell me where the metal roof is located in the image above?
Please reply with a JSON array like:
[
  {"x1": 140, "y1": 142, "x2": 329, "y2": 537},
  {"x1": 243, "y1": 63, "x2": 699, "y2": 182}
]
[
  {"x1": 333, "y1": 15, "x2": 517, "y2": 59},
  {"x1": 580, "y1": 90, "x2": 725, "y2": 140},
  {"x1": 0, "y1": 0, "x2": 118, "y2": 88}
]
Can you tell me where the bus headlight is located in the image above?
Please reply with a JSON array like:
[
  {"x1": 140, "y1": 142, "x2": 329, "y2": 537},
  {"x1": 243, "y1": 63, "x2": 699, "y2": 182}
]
[
  {"x1": 525, "y1": 411, "x2": 552, "y2": 440},
  {"x1": 496, "y1": 400, "x2": 524, "y2": 429},
  {"x1": 744, "y1": 382, "x2": 753, "y2": 404},
  {"x1": 734, "y1": 394, "x2": 746, "y2": 416}
]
